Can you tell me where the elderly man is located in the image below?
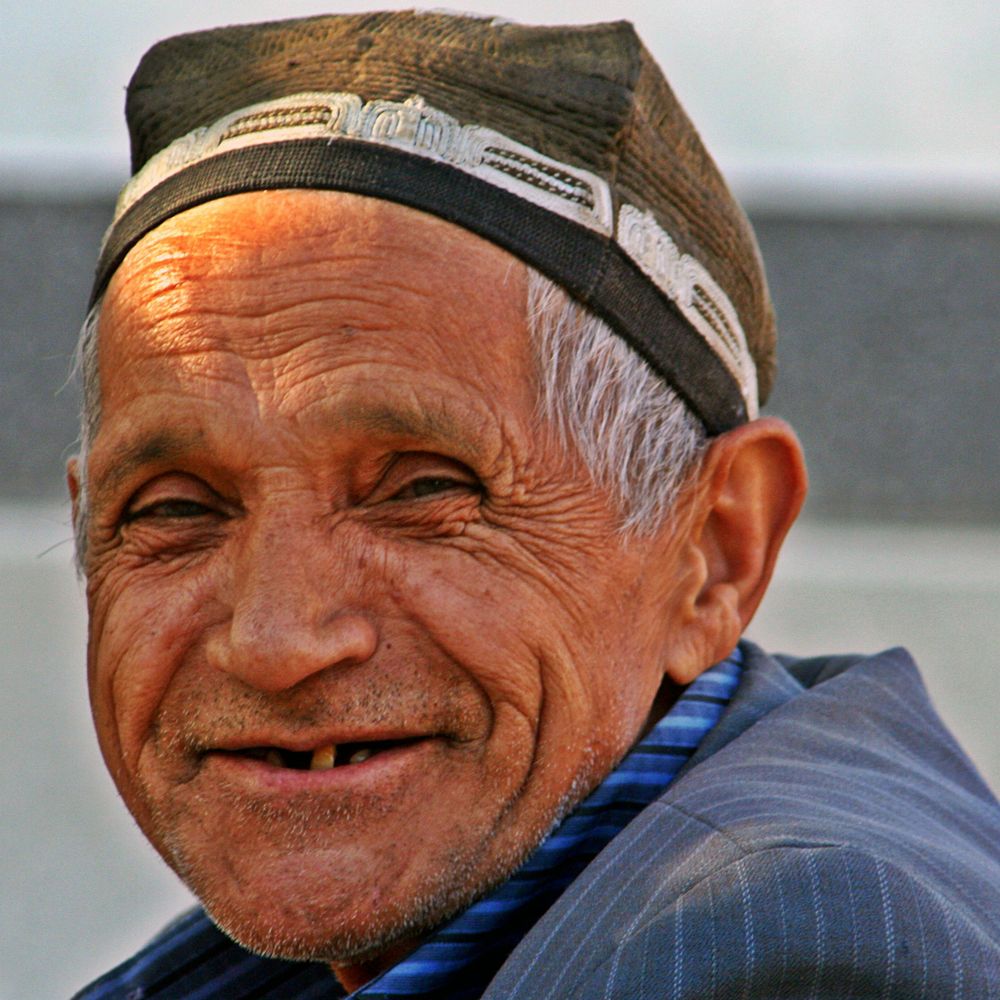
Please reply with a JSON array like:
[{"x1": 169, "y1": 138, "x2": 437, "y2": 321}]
[{"x1": 71, "y1": 12, "x2": 999, "y2": 999}]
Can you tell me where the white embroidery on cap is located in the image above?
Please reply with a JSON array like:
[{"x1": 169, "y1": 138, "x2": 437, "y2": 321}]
[
  {"x1": 114, "y1": 92, "x2": 613, "y2": 235},
  {"x1": 617, "y1": 205, "x2": 758, "y2": 416}
]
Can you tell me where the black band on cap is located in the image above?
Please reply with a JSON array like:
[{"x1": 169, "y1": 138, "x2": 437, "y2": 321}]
[{"x1": 91, "y1": 138, "x2": 747, "y2": 433}]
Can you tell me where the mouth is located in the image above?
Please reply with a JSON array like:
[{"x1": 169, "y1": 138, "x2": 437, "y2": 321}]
[{"x1": 222, "y1": 737, "x2": 426, "y2": 772}]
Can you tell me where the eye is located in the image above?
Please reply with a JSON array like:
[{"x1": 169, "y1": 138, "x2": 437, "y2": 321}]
[
  {"x1": 118, "y1": 473, "x2": 226, "y2": 526},
  {"x1": 369, "y1": 452, "x2": 483, "y2": 506},
  {"x1": 123, "y1": 498, "x2": 213, "y2": 522},
  {"x1": 392, "y1": 476, "x2": 472, "y2": 501}
]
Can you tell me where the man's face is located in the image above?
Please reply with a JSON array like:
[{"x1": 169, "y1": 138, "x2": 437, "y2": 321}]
[{"x1": 79, "y1": 190, "x2": 694, "y2": 966}]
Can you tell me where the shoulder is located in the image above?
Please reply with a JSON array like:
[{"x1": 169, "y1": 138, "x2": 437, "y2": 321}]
[
  {"x1": 486, "y1": 645, "x2": 1000, "y2": 999},
  {"x1": 488, "y1": 793, "x2": 1000, "y2": 999},
  {"x1": 524, "y1": 842, "x2": 1000, "y2": 998},
  {"x1": 71, "y1": 907, "x2": 331, "y2": 999}
]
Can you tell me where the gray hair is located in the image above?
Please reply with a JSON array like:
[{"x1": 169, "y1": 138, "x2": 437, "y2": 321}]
[
  {"x1": 71, "y1": 271, "x2": 706, "y2": 565},
  {"x1": 526, "y1": 268, "x2": 707, "y2": 533},
  {"x1": 72, "y1": 301, "x2": 102, "y2": 566}
]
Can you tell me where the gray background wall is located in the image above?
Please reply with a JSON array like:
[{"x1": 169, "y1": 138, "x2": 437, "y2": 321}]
[{"x1": 2, "y1": 2, "x2": 998, "y2": 998}]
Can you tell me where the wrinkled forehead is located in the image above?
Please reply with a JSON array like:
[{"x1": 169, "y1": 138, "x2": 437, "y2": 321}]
[
  {"x1": 97, "y1": 189, "x2": 537, "y2": 417},
  {"x1": 103, "y1": 188, "x2": 523, "y2": 320}
]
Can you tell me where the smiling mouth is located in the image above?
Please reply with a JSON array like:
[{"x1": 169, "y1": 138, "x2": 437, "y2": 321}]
[{"x1": 228, "y1": 737, "x2": 425, "y2": 771}]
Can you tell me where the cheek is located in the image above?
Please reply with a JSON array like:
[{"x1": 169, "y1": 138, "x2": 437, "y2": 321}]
[
  {"x1": 392, "y1": 529, "x2": 675, "y2": 770},
  {"x1": 87, "y1": 561, "x2": 213, "y2": 790},
  {"x1": 380, "y1": 538, "x2": 626, "y2": 792},
  {"x1": 391, "y1": 547, "x2": 550, "y2": 712}
]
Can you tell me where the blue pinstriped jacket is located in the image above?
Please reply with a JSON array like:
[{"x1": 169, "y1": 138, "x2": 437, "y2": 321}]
[{"x1": 480, "y1": 642, "x2": 1000, "y2": 998}]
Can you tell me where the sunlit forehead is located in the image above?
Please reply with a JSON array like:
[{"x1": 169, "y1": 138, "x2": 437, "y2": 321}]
[
  {"x1": 96, "y1": 191, "x2": 536, "y2": 479},
  {"x1": 102, "y1": 190, "x2": 532, "y2": 380}
]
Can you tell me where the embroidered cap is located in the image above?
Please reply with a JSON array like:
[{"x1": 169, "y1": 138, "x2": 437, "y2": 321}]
[{"x1": 92, "y1": 12, "x2": 776, "y2": 432}]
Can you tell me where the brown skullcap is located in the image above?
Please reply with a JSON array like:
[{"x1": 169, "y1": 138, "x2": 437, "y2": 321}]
[{"x1": 92, "y1": 11, "x2": 776, "y2": 432}]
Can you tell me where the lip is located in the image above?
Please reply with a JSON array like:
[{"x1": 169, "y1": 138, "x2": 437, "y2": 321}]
[{"x1": 200, "y1": 734, "x2": 440, "y2": 794}]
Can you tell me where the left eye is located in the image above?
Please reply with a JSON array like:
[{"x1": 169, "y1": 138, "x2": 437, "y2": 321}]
[{"x1": 394, "y1": 477, "x2": 465, "y2": 500}]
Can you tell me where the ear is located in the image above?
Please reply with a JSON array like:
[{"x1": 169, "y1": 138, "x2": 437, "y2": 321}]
[
  {"x1": 663, "y1": 417, "x2": 807, "y2": 683},
  {"x1": 67, "y1": 457, "x2": 81, "y2": 530}
]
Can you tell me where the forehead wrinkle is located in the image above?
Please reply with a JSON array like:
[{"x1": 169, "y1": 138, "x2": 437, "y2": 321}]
[
  {"x1": 295, "y1": 380, "x2": 506, "y2": 471},
  {"x1": 121, "y1": 210, "x2": 470, "y2": 327},
  {"x1": 112, "y1": 285, "x2": 455, "y2": 375}
]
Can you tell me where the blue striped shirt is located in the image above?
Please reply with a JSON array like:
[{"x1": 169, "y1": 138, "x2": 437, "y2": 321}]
[{"x1": 75, "y1": 651, "x2": 742, "y2": 999}]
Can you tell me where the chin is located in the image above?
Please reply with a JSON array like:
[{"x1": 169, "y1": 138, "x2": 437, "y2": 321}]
[
  {"x1": 204, "y1": 900, "x2": 392, "y2": 965},
  {"x1": 196, "y1": 866, "x2": 486, "y2": 966},
  {"x1": 164, "y1": 828, "x2": 494, "y2": 966}
]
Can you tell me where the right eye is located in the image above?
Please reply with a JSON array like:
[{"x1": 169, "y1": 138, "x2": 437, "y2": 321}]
[
  {"x1": 123, "y1": 498, "x2": 214, "y2": 522},
  {"x1": 118, "y1": 471, "x2": 229, "y2": 529}
]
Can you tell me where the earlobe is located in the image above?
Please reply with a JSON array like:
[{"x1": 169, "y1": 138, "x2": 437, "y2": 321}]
[{"x1": 669, "y1": 418, "x2": 807, "y2": 679}]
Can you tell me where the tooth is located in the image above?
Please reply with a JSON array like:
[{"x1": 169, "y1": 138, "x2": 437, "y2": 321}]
[
  {"x1": 349, "y1": 748, "x2": 373, "y2": 765},
  {"x1": 310, "y1": 745, "x2": 336, "y2": 771},
  {"x1": 265, "y1": 749, "x2": 283, "y2": 767}
]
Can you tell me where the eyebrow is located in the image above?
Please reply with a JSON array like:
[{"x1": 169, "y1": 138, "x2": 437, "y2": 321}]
[
  {"x1": 90, "y1": 430, "x2": 204, "y2": 508},
  {"x1": 306, "y1": 390, "x2": 493, "y2": 466},
  {"x1": 350, "y1": 403, "x2": 467, "y2": 445}
]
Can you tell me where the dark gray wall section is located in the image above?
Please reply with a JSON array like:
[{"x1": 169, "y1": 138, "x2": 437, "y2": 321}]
[
  {"x1": 757, "y1": 215, "x2": 998, "y2": 521},
  {"x1": 1, "y1": 197, "x2": 997, "y2": 520},
  {"x1": 1, "y1": 199, "x2": 108, "y2": 501}
]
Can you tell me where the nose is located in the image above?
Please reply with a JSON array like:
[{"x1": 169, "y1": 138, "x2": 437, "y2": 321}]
[{"x1": 206, "y1": 517, "x2": 379, "y2": 693}]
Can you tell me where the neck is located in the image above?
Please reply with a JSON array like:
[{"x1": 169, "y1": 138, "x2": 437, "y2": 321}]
[
  {"x1": 331, "y1": 937, "x2": 421, "y2": 993},
  {"x1": 641, "y1": 675, "x2": 684, "y2": 739}
]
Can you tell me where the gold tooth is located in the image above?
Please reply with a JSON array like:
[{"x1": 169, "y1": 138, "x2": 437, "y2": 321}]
[
  {"x1": 348, "y1": 748, "x2": 373, "y2": 765},
  {"x1": 310, "y1": 745, "x2": 336, "y2": 771}
]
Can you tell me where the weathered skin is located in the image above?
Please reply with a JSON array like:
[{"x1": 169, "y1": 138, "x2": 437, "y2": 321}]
[{"x1": 70, "y1": 190, "x2": 805, "y2": 990}]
